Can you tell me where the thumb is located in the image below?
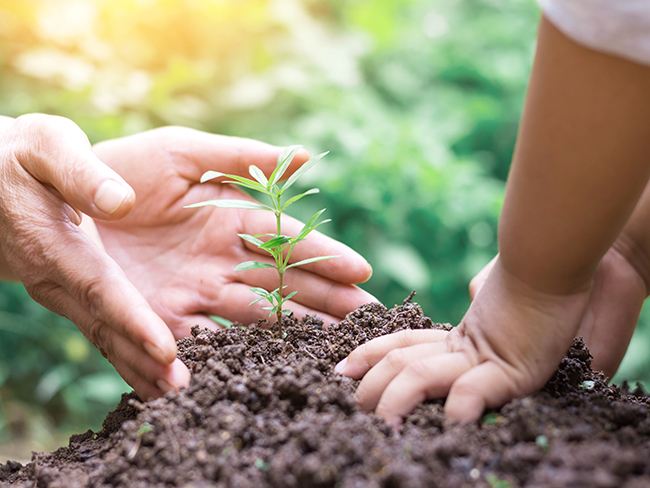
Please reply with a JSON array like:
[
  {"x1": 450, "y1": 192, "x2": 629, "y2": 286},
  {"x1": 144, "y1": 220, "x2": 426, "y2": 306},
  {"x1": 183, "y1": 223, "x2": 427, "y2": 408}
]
[
  {"x1": 9, "y1": 114, "x2": 135, "y2": 220},
  {"x1": 469, "y1": 255, "x2": 498, "y2": 301}
]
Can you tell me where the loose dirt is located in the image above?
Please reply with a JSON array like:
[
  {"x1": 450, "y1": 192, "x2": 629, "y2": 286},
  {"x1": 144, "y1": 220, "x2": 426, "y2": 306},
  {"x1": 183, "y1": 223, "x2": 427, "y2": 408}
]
[{"x1": 2, "y1": 298, "x2": 650, "y2": 487}]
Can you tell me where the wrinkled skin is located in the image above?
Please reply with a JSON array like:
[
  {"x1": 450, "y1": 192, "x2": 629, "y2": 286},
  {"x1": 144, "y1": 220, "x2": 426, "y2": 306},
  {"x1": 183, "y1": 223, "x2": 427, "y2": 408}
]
[{"x1": 0, "y1": 115, "x2": 373, "y2": 401}]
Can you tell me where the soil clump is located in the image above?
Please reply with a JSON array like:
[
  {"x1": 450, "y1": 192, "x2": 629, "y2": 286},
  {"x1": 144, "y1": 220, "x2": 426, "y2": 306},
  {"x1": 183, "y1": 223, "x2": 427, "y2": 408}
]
[{"x1": 2, "y1": 298, "x2": 650, "y2": 487}]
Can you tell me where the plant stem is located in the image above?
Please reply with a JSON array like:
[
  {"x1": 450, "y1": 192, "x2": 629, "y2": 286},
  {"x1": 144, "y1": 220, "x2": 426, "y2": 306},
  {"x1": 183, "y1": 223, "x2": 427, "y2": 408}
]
[
  {"x1": 277, "y1": 271, "x2": 284, "y2": 337},
  {"x1": 275, "y1": 208, "x2": 284, "y2": 337}
]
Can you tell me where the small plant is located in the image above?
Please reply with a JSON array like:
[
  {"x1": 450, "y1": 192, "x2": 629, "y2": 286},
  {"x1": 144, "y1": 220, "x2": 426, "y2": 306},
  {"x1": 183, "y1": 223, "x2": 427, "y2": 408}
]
[
  {"x1": 127, "y1": 422, "x2": 153, "y2": 460},
  {"x1": 481, "y1": 412, "x2": 501, "y2": 425},
  {"x1": 186, "y1": 145, "x2": 338, "y2": 336},
  {"x1": 535, "y1": 434, "x2": 550, "y2": 452},
  {"x1": 486, "y1": 474, "x2": 511, "y2": 488}
]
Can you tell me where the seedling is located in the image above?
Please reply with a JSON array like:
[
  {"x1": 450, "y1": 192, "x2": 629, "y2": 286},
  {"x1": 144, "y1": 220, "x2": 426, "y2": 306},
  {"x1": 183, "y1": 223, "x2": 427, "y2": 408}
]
[
  {"x1": 486, "y1": 474, "x2": 511, "y2": 488},
  {"x1": 186, "y1": 145, "x2": 338, "y2": 336}
]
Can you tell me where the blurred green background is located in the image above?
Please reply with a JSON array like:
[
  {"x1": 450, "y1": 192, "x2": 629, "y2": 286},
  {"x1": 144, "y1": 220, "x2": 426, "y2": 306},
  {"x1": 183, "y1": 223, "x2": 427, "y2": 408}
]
[{"x1": 0, "y1": 0, "x2": 648, "y2": 458}]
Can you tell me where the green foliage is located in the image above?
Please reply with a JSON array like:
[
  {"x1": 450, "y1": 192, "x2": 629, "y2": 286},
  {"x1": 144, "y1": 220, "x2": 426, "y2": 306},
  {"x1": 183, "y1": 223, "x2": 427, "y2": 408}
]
[{"x1": 188, "y1": 146, "x2": 337, "y2": 333}]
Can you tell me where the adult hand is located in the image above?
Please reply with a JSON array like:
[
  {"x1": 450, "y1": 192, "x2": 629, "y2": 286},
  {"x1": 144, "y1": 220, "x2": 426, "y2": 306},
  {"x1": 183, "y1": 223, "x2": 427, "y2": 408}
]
[
  {"x1": 0, "y1": 114, "x2": 189, "y2": 401},
  {"x1": 92, "y1": 127, "x2": 374, "y2": 339}
]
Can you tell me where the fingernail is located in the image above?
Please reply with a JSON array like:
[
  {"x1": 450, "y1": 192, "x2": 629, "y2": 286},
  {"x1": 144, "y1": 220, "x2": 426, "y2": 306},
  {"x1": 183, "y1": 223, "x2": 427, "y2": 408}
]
[
  {"x1": 144, "y1": 342, "x2": 172, "y2": 365},
  {"x1": 334, "y1": 358, "x2": 348, "y2": 374},
  {"x1": 95, "y1": 180, "x2": 130, "y2": 215},
  {"x1": 363, "y1": 261, "x2": 373, "y2": 282},
  {"x1": 156, "y1": 379, "x2": 174, "y2": 393}
]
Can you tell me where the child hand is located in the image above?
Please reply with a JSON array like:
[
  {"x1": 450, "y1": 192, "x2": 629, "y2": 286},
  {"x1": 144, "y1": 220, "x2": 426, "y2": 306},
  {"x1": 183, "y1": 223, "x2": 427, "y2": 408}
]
[
  {"x1": 470, "y1": 243, "x2": 648, "y2": 378},
  {"x1": 336, "y1": 257, "x2": 590, "y2": 425}
]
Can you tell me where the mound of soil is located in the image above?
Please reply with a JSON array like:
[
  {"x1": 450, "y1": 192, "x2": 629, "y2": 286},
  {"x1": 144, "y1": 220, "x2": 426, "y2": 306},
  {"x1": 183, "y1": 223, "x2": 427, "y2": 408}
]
[{"x1": 2, "y1": 298, "x2": 650, "y2": 488}]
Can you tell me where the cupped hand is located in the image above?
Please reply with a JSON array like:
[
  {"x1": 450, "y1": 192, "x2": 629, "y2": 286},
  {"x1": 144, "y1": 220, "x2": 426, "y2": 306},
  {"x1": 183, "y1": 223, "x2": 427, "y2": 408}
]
[
  {"x1": 336, "y1": 257, "x2": 590, "y2": 425},
  {"x1": 92, "y1": 127, "x2": 374, "y2": 339},
  {"x1": 0, "y1": 114, "x2": 189, "y2": 401},
  {"x1": 470, "y1": 244, "x2": 648, "y2": 378}
]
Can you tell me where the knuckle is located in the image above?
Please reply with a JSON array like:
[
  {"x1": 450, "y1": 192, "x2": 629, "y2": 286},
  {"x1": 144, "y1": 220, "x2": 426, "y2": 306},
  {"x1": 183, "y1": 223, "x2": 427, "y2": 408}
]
[
  {"x1": 15, "y1": 114, "x2": 71, "y2": 146},
  {"x1": 349, "y1": 342, "x2": 370, "y2": 364},
  {"x1": 394, "y1": 329, "x2": 417, "y2": 348},
  {"x1": 78, "y1": 276, "x2": 107, "y2": 316},
  {"x1": 448, "y1": 377, "x2": 480, "y2": 399},
  {"x1": 24, "y1": 280, "x2": 59, "y2": 310},
  {"x1": 402, "y1": 358, "x2": 430, "y2": 379},
  {"x1": 13, "y1": 114, "x2": 87, "y2": 173},
  {"x1": 16, "y1": 113, "x2": 77, "y2": 134},
  {"x1": 85, "y1": 318, "x2": 112, "y2": 356},
  {"x1": 384, "y1": 348, "x2": 408, "y2": 370}
]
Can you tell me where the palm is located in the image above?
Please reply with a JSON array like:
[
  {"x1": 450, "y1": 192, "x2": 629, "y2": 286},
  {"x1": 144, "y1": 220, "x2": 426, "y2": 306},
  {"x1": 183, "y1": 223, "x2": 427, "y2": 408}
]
[{"x1": 92, "y1": 128, "x2": 373, "y2": 339}]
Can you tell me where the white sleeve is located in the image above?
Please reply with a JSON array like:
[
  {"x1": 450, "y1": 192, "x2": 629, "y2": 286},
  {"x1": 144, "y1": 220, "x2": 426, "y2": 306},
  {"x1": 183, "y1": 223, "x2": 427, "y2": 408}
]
[{"x1": 537, "y1": 0, "x2": 650, "y2": 66}]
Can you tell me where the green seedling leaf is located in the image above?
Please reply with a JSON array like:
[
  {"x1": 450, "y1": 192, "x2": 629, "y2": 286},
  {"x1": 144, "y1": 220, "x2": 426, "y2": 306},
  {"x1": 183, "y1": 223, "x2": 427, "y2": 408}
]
[
  {"x1": 270, "y1": 145, "x2": 303, "y2": 186},
  {"x1": 234, "y1": 261, "x2": 276, "y2": 271},
  {"x1": 238, "y1": 233, "x2": 264, "y2": 247},
  {"x1": 486, "y1": 474, "x2": 511, "y2": 488},
  {"x1": 137, "y1": 422, "x2": 153, "y2": 436},
  {"x1": 482, "y1": 413, "x2": 500, "y2": 425},
  {"x1": 201, "y1": 170, "x2": 262, "y2": 189},
  {"x1": 250, "y1": 287, "x2": 272, "y2": 296},
  {"x1": 200, "y1": 170, "x2": 225, "y2": 183},
  {"x1": 283, "y1": 151, "x2": 328, "y2": 192},
  {"x1": 249, "y1": 165, "x2": 268, "y2": 187},
  {"x1": 249, "y1": 288, "x2": 274, "y2": 304},
  {"x1": 287, "y1": 255, "x2": 340, "y2": 268},
  {"x1": 254, "y1": 459, "x2": 269, "y2": 471},
  {"x1": 296, "y1": 209, "x2": 329, "y2": 240},
  {"x1": 280, "y1": 188, "x2": 319, "y2": 211},
  {"x1": 297, "y1": 219, "x2": 331, "y2": 242},
  {"x1": 222, "y1": 180, "x2": 274, "y2": 196},
  {"x1": 185, "y1": 199, "x2": 271, "y2": 211},
  {"x1": 191, "y1": 145, "x2": 337, "y2": 337},
  {"x1": 271, "y1": 289, "x2": 282, "y2": 303},
  {"x1": 535, "y1": 435, "x2": 549, "y2": 452},
  {"x1": 210, "y1": 315, "x2": 234, "y2": 328},
  {"x1": 201, "y1": 170, "x2": 274, "y2": 196},
  {"x1": 201, "y1": 172, "x2": 268, "y2": 194},
  {"x1": 259, "y1": 235, "x2": 292, "y2": 251}
]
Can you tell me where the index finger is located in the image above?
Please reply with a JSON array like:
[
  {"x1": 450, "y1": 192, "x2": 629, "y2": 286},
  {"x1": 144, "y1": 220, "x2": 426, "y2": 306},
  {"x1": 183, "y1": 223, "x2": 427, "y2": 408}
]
[
  {"x1": 157, "y1": 128, "x2": 311, "y2": 181},
  {"x1": 336, "y1": 329, "x2": 449, "y2": 379}
]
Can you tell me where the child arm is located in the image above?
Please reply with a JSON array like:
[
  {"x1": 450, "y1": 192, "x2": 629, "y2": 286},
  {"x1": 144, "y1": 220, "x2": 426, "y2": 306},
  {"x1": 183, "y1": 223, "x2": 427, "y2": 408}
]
[{"x1": 337, "y1": 15, "x2": 650, "y2": 424}]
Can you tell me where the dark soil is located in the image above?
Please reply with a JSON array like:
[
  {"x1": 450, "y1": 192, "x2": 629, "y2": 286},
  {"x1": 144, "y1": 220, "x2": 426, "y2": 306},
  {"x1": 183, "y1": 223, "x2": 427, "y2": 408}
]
[{"x1": 2, "y1": 298, "x2": 650, "y2": 488}]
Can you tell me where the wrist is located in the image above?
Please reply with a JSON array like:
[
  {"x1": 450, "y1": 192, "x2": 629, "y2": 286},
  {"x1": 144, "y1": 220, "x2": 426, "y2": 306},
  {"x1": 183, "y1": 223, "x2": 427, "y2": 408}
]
[
  {"x1": 498, "y1": 246, "x2": 595, "y2": 297},
  {"x1": 458, "y1": 257, "x2": 591, "y2": 371}
]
